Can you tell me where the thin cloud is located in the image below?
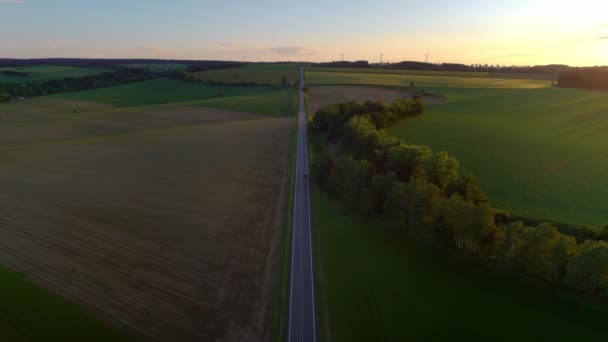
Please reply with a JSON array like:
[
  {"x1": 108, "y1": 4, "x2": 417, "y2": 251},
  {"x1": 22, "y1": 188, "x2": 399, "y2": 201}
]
[
  {"x1": 0, "y1": 0, "x2": 24, "y2": 3},
  {"x1": 270, "y1": 46, "x2": 320, "y2": 56},
  {"x1": 599, "y1": 36, "x2": 608, "y2": 39},
  {"x1": 219, "y1": 43, "x2": 232, "y2": 47}
]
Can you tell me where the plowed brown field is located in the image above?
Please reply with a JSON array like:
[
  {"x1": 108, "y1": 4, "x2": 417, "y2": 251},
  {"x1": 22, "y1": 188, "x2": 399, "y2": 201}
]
[{"x1": 0, "y1": 100, "x2": 292, "y2": 341}]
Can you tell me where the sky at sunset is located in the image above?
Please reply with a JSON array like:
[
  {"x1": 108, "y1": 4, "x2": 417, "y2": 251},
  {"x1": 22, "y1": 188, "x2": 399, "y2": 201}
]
[{"x1": 1, "y1": 0, "x2": 606, "y2": 66}]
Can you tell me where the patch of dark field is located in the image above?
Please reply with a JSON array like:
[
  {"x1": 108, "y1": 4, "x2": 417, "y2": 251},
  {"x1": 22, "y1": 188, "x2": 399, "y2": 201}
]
[{"x1": 0, "y1": 117, "x2": 292, "y2": 341}]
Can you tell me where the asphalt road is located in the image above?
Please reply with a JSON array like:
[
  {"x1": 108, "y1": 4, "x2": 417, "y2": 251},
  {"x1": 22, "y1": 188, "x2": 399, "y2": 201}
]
[{"x1": 288, "y1": 68, "x2": 316, "y2": 342}]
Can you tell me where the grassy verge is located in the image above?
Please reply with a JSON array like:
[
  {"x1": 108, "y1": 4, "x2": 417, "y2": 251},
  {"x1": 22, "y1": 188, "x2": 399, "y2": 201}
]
[
  {"x1": 270, "y1": 100, "x2": 298, "y2": 342},
  {"x1": 311, "y1": 188, "x2": 608, "y2": 341},
  {"x1": 0, "y1": 267, "x2": 131, "y2": 341}
]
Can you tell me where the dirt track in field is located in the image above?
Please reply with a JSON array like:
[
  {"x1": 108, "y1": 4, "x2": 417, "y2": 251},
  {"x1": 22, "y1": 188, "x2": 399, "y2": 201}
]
[
  {"x1": 308, "y1": 85, "x2": 443, "y2": 115},
  {"x1": 0, "y1": 108, "x2": 291, "y2": 341}
]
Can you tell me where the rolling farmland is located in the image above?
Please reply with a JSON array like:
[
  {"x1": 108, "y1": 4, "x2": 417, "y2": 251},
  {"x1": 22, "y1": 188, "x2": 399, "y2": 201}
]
[
  {"x1": 312, "y1": 188, "x2": 608, "y2": 342},
  {"x1": 48, "y1": 78, "x2": 280, "y2": 107},
  {"x1": 390, "y1": 86, "x2": 608, "y2": 225},
  {"x1": 306, "y1": 69, "x2": 608, "y2": 340},
  {"x1": 306, "y1": 69, "x2": 552, "y2": 88},
  {"x1": 0, "y1": 79, "x2": 295, "y2": 341},
  {"x1": 0, "y1": 66, "x2": 106, "y2": 84},
  {"x1": 192, "y1": 65, "x2": 300, "y2": 85},
  {"x1": 3, "y1": 1, "x2": 604, "y2": 342},
  {"x1": 306, "y1": 68, "x2": 607, "y2": 225}
]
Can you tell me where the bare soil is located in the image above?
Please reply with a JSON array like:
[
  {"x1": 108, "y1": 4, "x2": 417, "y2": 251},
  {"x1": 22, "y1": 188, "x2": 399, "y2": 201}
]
[
  {"x1": 0, "y1": 112, "x2": 291, "y2": 341},
  {"x1": 0, "y1": 100, "x2": 261, "y2": 148}
]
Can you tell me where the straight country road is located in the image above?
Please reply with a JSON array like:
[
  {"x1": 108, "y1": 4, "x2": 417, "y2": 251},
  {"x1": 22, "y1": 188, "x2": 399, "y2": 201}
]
[{"x1": 288, "y1": 67, "x2": 316, "y2": 342}]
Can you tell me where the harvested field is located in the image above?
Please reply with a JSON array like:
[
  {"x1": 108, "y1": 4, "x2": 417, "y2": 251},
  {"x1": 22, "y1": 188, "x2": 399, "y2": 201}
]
[
  {"x1": 307, "y1": 85, "x2": 442, "y2": 115},
  {"x1": 306, "y1": 70, "x2": 551, "y2": 89},
  {"x1": 0, "y1": 111, "x2": 292, "y2": 341},
  {"x1": 0, "y1": 99, "x2": 261, "y2": 147}
]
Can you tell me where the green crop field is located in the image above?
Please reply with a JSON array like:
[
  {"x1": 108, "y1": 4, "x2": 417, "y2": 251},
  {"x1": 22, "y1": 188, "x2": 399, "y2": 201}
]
[
  {"x1": 312, "y1": 189, "x2": 608, "y2": 342},
  {"x1": 48, "y1": 78, "x2": 280, "y2": 107},
  {"x1": 390, "y1": 87, "x2": 608, "y2": 225},
  {"x1": 192, "y1": 65, "x2": 300, "y2": 85},
  {"x1": 192, "y1": 89, "x2": 297, "y2": 116},
  {"x1": 0, "y1": 66, "x2": 106, "y2": 84},
  {"x1": 0, "y1": 73, "x2": 296, "y2": 340},
  {"x1": 0, "y1": 267, "x2": 131, "y2": 341},
  {"x1": 306, "y1": 69, "x2": 552, "y2": 88}
]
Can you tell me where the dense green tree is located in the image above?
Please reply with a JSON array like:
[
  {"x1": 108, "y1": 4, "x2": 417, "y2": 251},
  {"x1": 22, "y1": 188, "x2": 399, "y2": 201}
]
[
  {"x1": 343, "y1": 115, "x2": 382, "y2": 159},
  {"x1": 326, "y1": 157, "x2": 370, "y2": 208},
  {"x1": 442, "y1": 194, "x2": 501, "y2": 256},
  {"x1": 372, "y1": 135, "x2": 401, "y2": 173},
  {"x1": 311, "y1": 148, "x2": 334, "y2": 186},
  {"x1": 387, "y1": 144, "x2": 432, "y2": 182},
  {"x1": 370, "y1": 172, "x2": 397, "y2": 216},
  {"x1": 403, "y1": 178, "x2": 442, "y2": 228},
  {"x1": 359, "y1": 188, "x2": 374, "y2": 215},
  {"x1": 383, "y1": 181, "x2": 407, "y2": 224},
  {"x1": 566, "y1": 240, "x2": 608, "y2": 297},
  {"x1": 448, "y1": 174, "x2": 488, "y2": 204},
  {"x1": 507, "y1": 223, "x2": 579, "y2": 284},
  {"x1": 423, "y1": 151, "x2": 460, "y2": 189}
]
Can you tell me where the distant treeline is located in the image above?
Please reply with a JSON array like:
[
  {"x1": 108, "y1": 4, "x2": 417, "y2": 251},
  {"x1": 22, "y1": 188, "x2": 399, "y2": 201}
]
[
  {"x1": 0, "y1": 58, "x2": 251, "y2": 69},
  {"x1": 185, "y1": 61, "x2": 248, "y2": 73},
  {"x1": 315, "y1": 61, "x2": 371, "y2": 68},
  {"x1": 313, "y1": 60, "x2": 574, "y2": 75},
  {"x1": 310, "y1": 98, "x2": 608, "y2": 300},
  {"x1": 557, "y1": 66, "x2": 608, "y2": 90},
  {"x1": 385, "y1": 61, "x2": 571, "y2": 74},
  {"x1": 0, "y1": 67, "x2": 168, "y2": 97},
  {"x1": 0, "y1": 60, "x2": 261, "y2": 98}
]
